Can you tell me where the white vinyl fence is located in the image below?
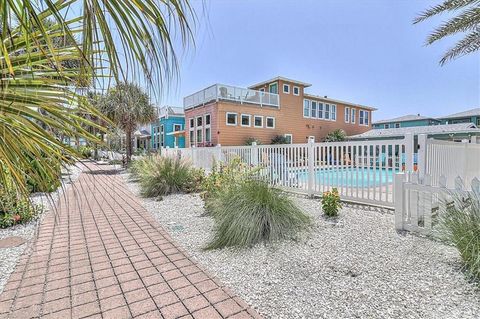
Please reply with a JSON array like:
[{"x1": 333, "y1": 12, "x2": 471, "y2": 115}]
[
  {"x1": 395, "y1": 172, "x2": 480, "y2": 235},
  {"x1": 161, "y1": 134, "x2": 417, "y2": 207}
]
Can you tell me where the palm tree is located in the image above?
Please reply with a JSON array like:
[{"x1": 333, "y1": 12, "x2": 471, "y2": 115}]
[
  {"x1": 1, "y1": 1, "x2": 194, "y2": 194},
  {"x1": 414, "y1": 0, "x2": 480, "y2": 65},
  {"x1": 324, "y1": 129, "x2": 347, "y2": 142},
  {"x1": 102, "y1": 83, "x2": 157, "y2": 162}
]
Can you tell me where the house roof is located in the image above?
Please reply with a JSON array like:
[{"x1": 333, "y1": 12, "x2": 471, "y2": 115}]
[
  {"x1": 158, "y1": 106, "x2": 184, "y2": 118},
  {"x1": 248, "y1": 76, "x2": 312, "y2": 89},
  {"x1": 349, "y1": 123, "x2": 480, "y2": 139},
  {"x1": 373, "y1": 114, "x2": 435, "y2": 125},
  {"x1": 439, "y1": 107, "x2": 480, "y2": 119},
  {"x1": 304, "y1": 93, "x2": 377, "y2": 111}
]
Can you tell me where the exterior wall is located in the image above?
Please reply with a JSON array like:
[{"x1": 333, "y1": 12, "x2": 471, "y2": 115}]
[
  {"x1": 184, "y1": 104, "x2": 218, "y2": 147},
  {"x1": 151, "y1": 116, "x2": 185, "y2": 148}
]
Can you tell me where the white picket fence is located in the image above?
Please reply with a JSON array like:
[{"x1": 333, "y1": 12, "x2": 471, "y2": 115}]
[
  {"x1": 160, "y1": 135, "x2": 417, "y2": 207},
  {"x1": 395, "y1": 172, "x2": 480, "y2": 235}
]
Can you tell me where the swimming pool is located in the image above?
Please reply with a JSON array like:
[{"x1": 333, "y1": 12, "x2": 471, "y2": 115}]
[{"x1": 298, "y1": 167, "x2": 397, "y2": 187}]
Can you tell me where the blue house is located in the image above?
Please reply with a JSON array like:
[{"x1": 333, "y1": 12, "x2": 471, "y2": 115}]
[
  {"x1": 372, "y1": 114, "x2": 440, "y2": 129},
  {"x1": 151, "y1": 106, "x2": 186, "y2": 149},
  {"x1": 438, "y1": 108, "x2": 480, "y2": 126}
]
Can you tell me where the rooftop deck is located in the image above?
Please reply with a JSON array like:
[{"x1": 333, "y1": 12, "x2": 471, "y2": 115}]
[{"x1": 183, "y1": 84, "x2": 280, "y2": 110}]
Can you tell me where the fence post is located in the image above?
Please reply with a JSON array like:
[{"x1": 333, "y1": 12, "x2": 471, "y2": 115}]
[
  {"x1": 417, "y1": 134, "x2": 427, "y2": 181},
  {"x1": 307, "y1": 138, "x2": 315, "y2": 197},
  {"x1": 405, "y1": 133, "x2": 414, "y2": 172},
  {"x1": 215, "y1": 144, "x2": 222, "y2": 164},
  {"x1": 251, "y1": 142, "x2": 259, "y2": 166},
  {"x1": 191, "y1": 145, "x2": 197, "y2": 167},
  {"x1": 394, "y1": 173, "x2": 405, "y2": 231},
  {"x1": 471, "y1": 136, "x2": 478, "y2": 144}
]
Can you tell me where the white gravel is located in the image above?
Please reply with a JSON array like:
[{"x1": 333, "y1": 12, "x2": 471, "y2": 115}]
[
  {"x1": 0, "y1": 164, "x2": 83, "y2": 293},
  {"x1": 124, "y1": 173, "x2": 480, "y2": 319}
]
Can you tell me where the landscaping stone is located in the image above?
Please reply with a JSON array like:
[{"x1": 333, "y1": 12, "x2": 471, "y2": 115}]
[
  {"x1": 0, "y1": 237, "x2": 26, "y2": 249},
  {"x1": 124, "y1": 175, "x2": 480, "y2": 319}
]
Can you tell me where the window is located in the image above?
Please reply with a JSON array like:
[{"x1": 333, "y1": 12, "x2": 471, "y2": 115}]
[
  {"x1": 205, "y1": 114, "x2": 211, "y2": 125},
  {"x1": 331, "y1": 104, "x2": 337, "y2": 121},
  {"x1": 269, "y1": 82, "x2": 278, "y2": 94},
  {"x1": 266, "y1": 117, "x2": 275, "y2": 128},
  {"x1": 325, "y1": 104, "x2": 330, "y2": 120},
  {"x1": 226, "y1": 112, "x2": 237, "y2": 125},
  {"x1": 205, "y1": 127, "x2": 211, "y2": 142},
  {"x1": 160, "y1": 125, "x2": 164, "y2": 147},
  {"x1": 384, "y1": 124, "x2": 390, "y2": 129},
  {"x1": 318, "y1": 103, "x2": 324, "y2": 119},
  {"x1": 196, "y1": 116, "x2": 203, "y2": 127},
  {"x1": 283, "y1": 84, "x2": 290, "y2": 94},
  {"x1": 259, "y1": 88, "x2": 265, "y2": 92},
  {"x1": 477, "y1": 118, "x2": 480, "y2": 126},
  {"x1": 351, "y1": 108, "x2": 356, "y2": 124},
  {"x1": 254, "y1": 115, "x2": 263, "y2": 128},
  {"x1": 345, "y1": 107, "x2": 350, "y2": 123},
  {"x1": 359, "y1": 110, "x2": 369, "y2": 125},
  {"x1": 189, "y1": 130, "x2": 194, "y2": 146},
  {"x1": 196, "y1": 128, "x2": 202, "y2": 143},
  {"x1": 189, "y1": 118, "x2": 194, "y2": 129},
  {"x1": 293, "y1": 86, "x2": 300, "y2": 96},
  {"x1": 311, "y1": 101, "x2": 317, "y2": 118},
  {"x1": 284, "y1": 134, "x2": 292, "y2": 144},
  {"x1": 303, "y1": 99, "x2": 310, "y2": 117},
  {"x1": 395, "y1": 123, "x2": 400, "y2": 128},
  {"x1": 173, "y1": 124, "x2": 182, "y2": 131},
  {"x1": 241, "y1": 114, "x2": 251, "y2": 127}
]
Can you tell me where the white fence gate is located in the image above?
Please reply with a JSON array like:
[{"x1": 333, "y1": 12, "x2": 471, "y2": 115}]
[
  {"x1": 160, "y1": 134, "x2": 417, "y2": 207},
  {"x1": 395, "y1": 173, "x2": 480, "y2": 235}
]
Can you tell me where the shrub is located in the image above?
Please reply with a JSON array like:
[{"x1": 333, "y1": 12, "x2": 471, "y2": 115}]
[
  {"x1": 79, "y1": 146, "x2": 93, "y2": 159},
  {"x1": 26, "y1": 158, "x2": 62, "y2": 193},
  {"x1": 440, "y1": 193, "x2": 480, "y2": 281},
  {"x1": 133, "y1": 155, "x2": 202, "y2": 197},
  {"x1": 321, "y1": 188, "x2": 342, "y2": 217},
  {"x1": 0, "y1": 171, "x2": 41, "y2": 228},
  {"x1": 271, "y1": 135, "x2": 289, "y2": 144},
  {"x1": 205, "y1": 179, "x2": 312, "y2": 249},
  {"x1": 201, "y1": 157, "x2": 255, "y2": 200},
  {"x1": 324, "y1": 129, "x2": 346, "y2": 142},
  {"x1": 245, "y1": 137, "x2": 261, "y2": 146}
]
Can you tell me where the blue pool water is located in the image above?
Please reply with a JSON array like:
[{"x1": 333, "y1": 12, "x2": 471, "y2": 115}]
[{"x1": 298, "y1": 167, "x2": 397, "y2": 187}]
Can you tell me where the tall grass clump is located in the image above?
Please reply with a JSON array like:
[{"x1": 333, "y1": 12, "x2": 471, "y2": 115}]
[
  {"x1": 205, "y1": 179, "x2": 312, "y2": 249},
  {"x1": 440, "y1": 192, "x2": 480, "y2": 281},
  {"x1": 132, "y1": 155, "x2": 202, "y2": 197}
]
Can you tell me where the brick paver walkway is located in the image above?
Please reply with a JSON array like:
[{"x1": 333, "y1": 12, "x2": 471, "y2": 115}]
[{"x1": 0, "y1": 164, "x2": 260, "y2": 319}]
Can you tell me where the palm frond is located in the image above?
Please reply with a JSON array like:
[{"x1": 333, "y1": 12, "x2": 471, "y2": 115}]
[
  {"x1": 425, "y1": 7, "x2": 480, "y2": 45},
  {"x1": 440, "y1": 28, "x2": 480, "y2": 64},
  {"x1": 413, "y1": 0, "x2": 480, "y2": 24}
]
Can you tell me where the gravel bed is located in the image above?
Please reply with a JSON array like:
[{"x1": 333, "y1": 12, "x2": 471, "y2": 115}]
[
  {"x1": 124, "y1": 175, "x2": 480, "y2": 319},
  {"x1": 0, "y1": 164, "x2": 83, "y2": 293}
]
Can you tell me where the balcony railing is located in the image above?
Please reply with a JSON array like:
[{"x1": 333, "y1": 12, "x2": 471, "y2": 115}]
[{"x1": 183, "y1": 84, "x2": 280, "y2": 110}]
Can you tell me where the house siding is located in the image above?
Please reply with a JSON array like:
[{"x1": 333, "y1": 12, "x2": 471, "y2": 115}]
[{"x1": 151, "y1": 116, "x2": 185, "y2": 148}]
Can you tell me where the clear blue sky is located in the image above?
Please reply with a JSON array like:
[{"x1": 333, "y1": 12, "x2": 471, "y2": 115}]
[{"x1": 163, "y1": 0, "x2": 479, "y2": 122}]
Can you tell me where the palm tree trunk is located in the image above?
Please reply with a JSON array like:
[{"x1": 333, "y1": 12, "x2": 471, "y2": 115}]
[{"x1": 126, "y1": 129, "x2": 132, "y2": 163}]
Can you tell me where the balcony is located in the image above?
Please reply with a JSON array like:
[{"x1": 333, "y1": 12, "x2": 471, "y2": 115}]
[{"x1": 183, "y1": 84, "x2": 280, "y2": 110}]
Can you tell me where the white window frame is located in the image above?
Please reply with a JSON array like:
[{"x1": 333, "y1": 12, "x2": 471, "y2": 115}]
[
  {"x1": 205, "y1": 127, "x2": 211, "y2": 143},
  {"x1": 254, "y1": 115, "x2": 263, "y2": 128},
  {"x1": 365, "y1": 111, "x2": 370, "y2": 126},
  {"x1": 345, "y1": 107, "x2": 350, "y2": 123},
  {"x1": 318, "y1": 102, "x2": 324, "y2": 119},
  {"x1": 205, "y1": 113, "x2": 211, "y2": 126},
  {"x1": 240, "y1": 114, "x2": 251, "y2": 127},
  {"x1": 303, "y1": 99, "x2": 310, "y2": 118},
  {"x1": 293, "y1": 86, "x2": 300, "y2": 96},
  {"x1": 196, "y1": 127, "x2": 203, "y2": 143},
  {"x1": 384, "y1": 124, "x2": 390, "y2": 129},
  {"x1": 311, "y1": 101, "x2": 317, "y2": 118},
  {"x1": 173, "y1": 123, "x2": 182, "y2": 131},
  {"x1": 226, "y1": 112, "x2": 237, "y2": 126},
  {"x1": 359, "y1": 110, "x2": 370, "y2": 126},
  {"x1": 331, "y1": 104, "x2": 337, "y2": 121},
  {"x1": 196, "y1": 115, "x2": 203, "y2": 128},
  {"x1": 189, "y1": 118, "x2": 194, "y2": 129},
  {"x1": 283, "y1": 84, "x2": 290, "y2": 94},
  {"x1": 269, "y1": 82, "x2": 278, "y2": 94},
  {"x1": 395, "y1": 123, "x2": 400, "y2": 128},
  {"x1": 324, "y1": 103, "x2": 330, "y2": 120},
  {"x1": 351, "y1": 108, "x2": 356, "y2": 124},
  {"x1": 266, "y1": 116, "x2": 275, "y2": 129},
  {"x1": 284, "y1": 134, "x2": 293, "y2": 144}
]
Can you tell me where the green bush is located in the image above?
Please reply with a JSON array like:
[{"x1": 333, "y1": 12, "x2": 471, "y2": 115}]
[
  {"x1": 0, "y1": 171, "x2": 41, "y2": 228},
  {"x1": 26, "y1": 158, "x2": 62, "y2": 193},
  {"x1": 132, "y1": 155, "x2": 203, "y2": 197},
  {"x1": 271, "y1": 135, "x2": 290, "y2": 144},
  {"x1": 321, "y1": 188, "x2": 342, "y2": 217},
  {"x1": 79, "y1": 146, "x2": 93, "y2": 159},
  {"x1": 245, "y1": 137, "x2": 261, "y2": 146},
  {"x1": 440, "y1": 193, "x2": 480, "y2": 281},
  {"x1": 205, "y1": 179, "x2": 312, "y2": 249}
]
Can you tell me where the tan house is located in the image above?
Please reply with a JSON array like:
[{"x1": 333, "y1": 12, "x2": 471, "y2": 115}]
[{"x1": 183, "y1": 76, "x2": 376, "y2": 146}]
